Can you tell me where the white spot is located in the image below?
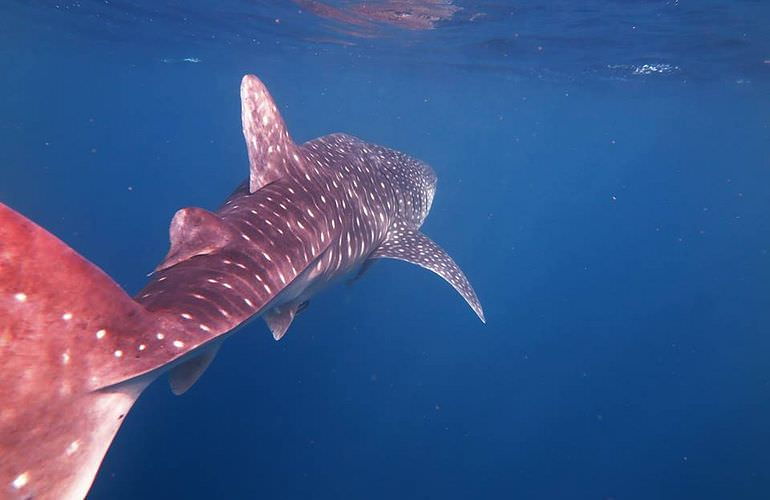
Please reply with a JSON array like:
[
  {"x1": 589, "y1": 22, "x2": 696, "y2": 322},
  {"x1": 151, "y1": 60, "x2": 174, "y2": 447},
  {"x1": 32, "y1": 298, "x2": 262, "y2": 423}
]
[
  {"x1": 244, "y1": 298, "x2": 254, "y2": 307},
  {"x1": 96, "y1": 329, "x2": 106, "y2": 340},
  {"x1": 222, "y1": 282, "x2": 233, "y2": 289},
  {"x1": 13, "y1": 292, "x2": 27, "y2": 303},
  {"x1": 61, "y1": 352, "x2": 70, "y2": 364},
  {"x1": 138, "y1": 344, "x2": 146, "y2": 351},
  {"x1": 114, "y1": 350, "x2": 123, "y2": 358},
  {"x1": 173, "y1": 340, "x2": 184, "y2": 348},
  {"x1": 199, "y1": 324, "x2": 211, "y2": 332},
  {"x1": 62, "y1": 312, "x2": 73, "y2": 321},
  {"x1": 12, "y1": 472, "x2": 29, "y2": 489},
  {"x1": 156, "y1": 332, "x2": 165, "y2": 340},
  {"x1": 66, "y1": 440, "x2": 80, "y2": 456},
  {"x1": 181, "y1": 313, "x2": 192, "y2": 320}
]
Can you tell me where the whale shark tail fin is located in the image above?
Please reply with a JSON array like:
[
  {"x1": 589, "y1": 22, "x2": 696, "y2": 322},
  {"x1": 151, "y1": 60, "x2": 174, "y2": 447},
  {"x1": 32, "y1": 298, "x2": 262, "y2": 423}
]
[{"x1": 0, "y1": 202, "x2": 157, "y2": 500}]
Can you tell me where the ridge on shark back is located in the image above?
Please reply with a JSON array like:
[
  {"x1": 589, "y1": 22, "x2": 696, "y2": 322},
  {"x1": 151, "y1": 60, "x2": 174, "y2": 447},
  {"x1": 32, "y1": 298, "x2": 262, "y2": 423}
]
[{"x1": 0, "y1": 74, "x2": 484, "y2": 499}]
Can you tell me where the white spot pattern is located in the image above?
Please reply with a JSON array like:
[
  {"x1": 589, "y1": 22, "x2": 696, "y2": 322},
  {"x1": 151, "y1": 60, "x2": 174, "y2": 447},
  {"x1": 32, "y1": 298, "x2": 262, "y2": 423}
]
[
  {"x1": 372, "y1": 222, "x2": 485, "y2": 322},
  {"x1": 131, "y1": 76, "x2": 484, "y2": 363},
  {"x1": 12, "y1": 472, "x2": 29, "y2": 489}
]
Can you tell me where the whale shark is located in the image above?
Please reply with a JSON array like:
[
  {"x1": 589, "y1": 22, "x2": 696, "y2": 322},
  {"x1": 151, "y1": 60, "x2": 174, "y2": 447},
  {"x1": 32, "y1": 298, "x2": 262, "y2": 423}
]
[{"x1": 0, "y1": 74, "x2": 484, "y2": 499}]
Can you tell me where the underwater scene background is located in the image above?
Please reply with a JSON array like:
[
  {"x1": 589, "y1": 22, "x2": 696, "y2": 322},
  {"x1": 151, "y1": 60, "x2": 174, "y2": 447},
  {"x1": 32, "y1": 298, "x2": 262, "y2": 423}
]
[{"x1": 1, "y1": 1, "x2": 770, "y2": 498}]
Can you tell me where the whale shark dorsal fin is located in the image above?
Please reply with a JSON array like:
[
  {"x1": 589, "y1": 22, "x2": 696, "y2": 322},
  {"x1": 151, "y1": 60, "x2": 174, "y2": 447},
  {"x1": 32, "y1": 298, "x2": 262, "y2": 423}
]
[
  {"x1": 155, "y1": 207, "x2": 235, "y2": 272},
  {"x1": 372, "y1": 223, "x2": 485, "y2": 323},
  {"x1": 240, "y1": 74, "x2": 299, "y2": 193},
  {"x1": 168, "y1": 343, "x2": 221, "y2": 395}
]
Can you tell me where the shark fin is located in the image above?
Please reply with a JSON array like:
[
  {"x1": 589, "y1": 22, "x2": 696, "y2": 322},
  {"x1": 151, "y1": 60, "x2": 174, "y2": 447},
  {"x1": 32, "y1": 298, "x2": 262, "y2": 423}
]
[
  {"x1": 155, "y1": 207, "x2": 235, "y2": 272},
  {"x1": 240, "y1": 74, "x2": 300, "y2": 193},
  {"x1": 168, "y1": 343, "x2": 221, "y2": 395},
  {"x1": 0, "y1": 202, "x2": 159, "y2": 499},
  {"x1": 264, "y1": 303, "x2": 302, "y2": 340},
  {"x1": 372, "y1": 223, "x2": 485, "y2": 323}
]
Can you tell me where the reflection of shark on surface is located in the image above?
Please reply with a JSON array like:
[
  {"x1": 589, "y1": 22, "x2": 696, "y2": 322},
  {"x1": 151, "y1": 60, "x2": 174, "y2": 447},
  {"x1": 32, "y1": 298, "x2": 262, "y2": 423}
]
[{"x1": 0, "y1": 74, "x2": 484, "y2": 499}]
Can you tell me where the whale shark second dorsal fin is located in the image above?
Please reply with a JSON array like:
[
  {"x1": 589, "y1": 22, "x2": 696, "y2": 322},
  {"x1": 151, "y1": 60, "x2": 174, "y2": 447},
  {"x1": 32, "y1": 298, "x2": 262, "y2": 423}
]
[
  {"x1": 155, "y1": 207, "x2": 236, "y2": 272},
  {"x1": 240, "y1": 74, "x2": 300, "y2": 193},
  {"x1": 372, "y1": 222, "x2": 485, "y2": 323}
]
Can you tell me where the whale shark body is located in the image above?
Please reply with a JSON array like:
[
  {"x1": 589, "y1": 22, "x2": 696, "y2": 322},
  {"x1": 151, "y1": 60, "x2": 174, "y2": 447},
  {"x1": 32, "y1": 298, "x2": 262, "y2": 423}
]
[{"x1": 0, "y1": 75, "x2": 484, "y2": 499}]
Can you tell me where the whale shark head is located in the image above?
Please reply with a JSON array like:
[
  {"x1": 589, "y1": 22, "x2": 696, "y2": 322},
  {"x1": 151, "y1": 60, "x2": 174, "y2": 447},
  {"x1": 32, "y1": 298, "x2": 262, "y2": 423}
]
[{"x1": 372, "y1": 146, "x2": 437, "y2": 228}]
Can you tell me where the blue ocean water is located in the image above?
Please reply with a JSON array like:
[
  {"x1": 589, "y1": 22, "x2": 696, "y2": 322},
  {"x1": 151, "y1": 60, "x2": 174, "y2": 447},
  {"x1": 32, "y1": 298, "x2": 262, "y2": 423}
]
[{"x1": 2, "y1": 1, "x2": 770, "y2": 498}]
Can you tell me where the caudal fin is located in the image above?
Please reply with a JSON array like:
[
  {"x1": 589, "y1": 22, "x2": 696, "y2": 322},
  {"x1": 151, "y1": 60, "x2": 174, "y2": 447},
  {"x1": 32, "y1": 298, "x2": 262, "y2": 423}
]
[{"x1": 0, "y1": 202, "x2": 159, "y2": 499}]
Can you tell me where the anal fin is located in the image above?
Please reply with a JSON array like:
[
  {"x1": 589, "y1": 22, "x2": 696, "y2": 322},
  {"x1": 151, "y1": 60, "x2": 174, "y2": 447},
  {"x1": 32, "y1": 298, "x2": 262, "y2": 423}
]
[{"x1": 168, "y1": 344, "x2": 221, "y2": 396}]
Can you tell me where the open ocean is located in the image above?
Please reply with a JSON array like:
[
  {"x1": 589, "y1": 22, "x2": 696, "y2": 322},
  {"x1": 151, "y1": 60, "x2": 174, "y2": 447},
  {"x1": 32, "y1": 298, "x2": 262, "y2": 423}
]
[{"x1": 2, "y1": 1, "x2": 770, "y2": 499}]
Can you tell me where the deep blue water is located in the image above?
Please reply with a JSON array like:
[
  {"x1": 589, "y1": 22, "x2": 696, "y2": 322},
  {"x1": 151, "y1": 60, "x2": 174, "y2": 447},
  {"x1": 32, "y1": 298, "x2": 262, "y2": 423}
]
[{"x1": 2, "y1": 1, "x2": 770, "y2": 499}]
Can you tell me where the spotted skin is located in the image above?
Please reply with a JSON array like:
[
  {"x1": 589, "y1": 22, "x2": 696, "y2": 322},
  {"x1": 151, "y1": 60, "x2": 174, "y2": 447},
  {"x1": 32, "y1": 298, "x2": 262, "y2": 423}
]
[
  {"x1": 0, "y1": 74, "x2": 483, "y2": 499},
  {"x1": 372, "y1": 221, "x2": 485, "y2": 322}
]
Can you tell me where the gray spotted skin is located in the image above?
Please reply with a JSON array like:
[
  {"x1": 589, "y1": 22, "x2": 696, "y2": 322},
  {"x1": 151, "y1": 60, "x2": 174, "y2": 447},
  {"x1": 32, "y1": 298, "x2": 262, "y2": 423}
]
[
  {"x1": 372, "y1": 221, "x2": 485, "y2": 322},
  {"x1": 0, "y1": 74, "x2": 483, "y2": 500}
]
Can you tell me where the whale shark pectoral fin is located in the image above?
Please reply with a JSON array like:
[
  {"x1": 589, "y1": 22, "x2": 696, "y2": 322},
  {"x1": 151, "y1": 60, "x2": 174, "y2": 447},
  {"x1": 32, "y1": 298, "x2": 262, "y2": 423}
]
[
  {"x1": 240, "y1": 74, "x2": 300, "y2": 193},
  {"x1": 372, "y1": 224, "x2": 485, "y2": 323},
  {"x1": 168, "y1": 343, "x2": 221, "y2": 396},
  {"x1": 264, "y1": 303, "x2": 300, "y2": 341},
  {"x1": 155, "y1": 207, "x2": 235, "y2": 272}
]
